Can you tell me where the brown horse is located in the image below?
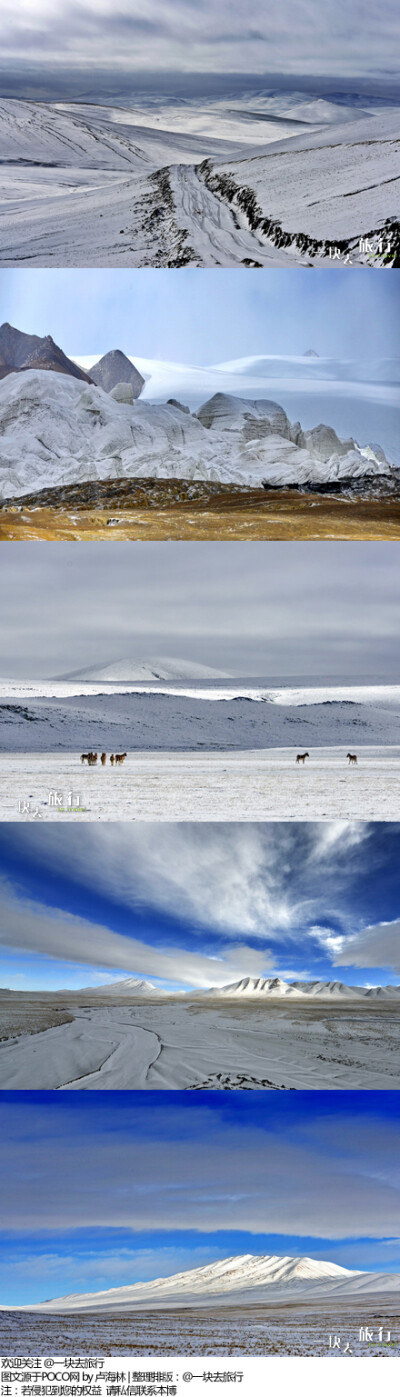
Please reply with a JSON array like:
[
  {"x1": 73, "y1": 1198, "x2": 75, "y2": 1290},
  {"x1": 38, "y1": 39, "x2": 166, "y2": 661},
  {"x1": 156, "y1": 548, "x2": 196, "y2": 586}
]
[
  {"x1": 110, "y1": 754, "x2": 115, "y2": 765},
  {"x1": 115, "y1": 752, "x2": 127, "y2": 765},
  {"x1": 296, "y1": 752, "x2": 309, "y2": 764},
  {"x1": 100, "y1": 753, "x2": 107, "y2": 766},
  {"x1": 347, "y1": 752, "x2": 358, "y2": 765}
]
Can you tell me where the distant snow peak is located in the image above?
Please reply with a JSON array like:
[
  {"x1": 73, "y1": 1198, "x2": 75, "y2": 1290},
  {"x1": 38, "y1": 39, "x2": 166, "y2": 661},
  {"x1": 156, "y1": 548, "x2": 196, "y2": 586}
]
[
  {"x1": 61, "y1": 656, "x2": 230, "y2": 682},
  {"x1": 203, "y1": 976, "x2": 399, "y2": 999},
  {"x1": 84, "y1": 978, "x2": 161, "y2": 997}
]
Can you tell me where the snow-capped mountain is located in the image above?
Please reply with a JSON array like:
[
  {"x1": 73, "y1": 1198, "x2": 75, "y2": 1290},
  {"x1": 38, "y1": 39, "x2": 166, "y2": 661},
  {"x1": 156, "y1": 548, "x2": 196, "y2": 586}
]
[
  {"x1": 0, "y1": 370, "x2": 394, "y2": 501},
  {"x1": 60, "y1": 657, "x2": 230, "y2": 682},
  {"x1": 19, "y1": 1252, "x2": 400, "y2": 1312},
  {"x1": 202, "y1": 977, "x2": 400, "y2": 999},
  {"x1": 76, "y1": 979, "x2": 166, "y2": 997}
]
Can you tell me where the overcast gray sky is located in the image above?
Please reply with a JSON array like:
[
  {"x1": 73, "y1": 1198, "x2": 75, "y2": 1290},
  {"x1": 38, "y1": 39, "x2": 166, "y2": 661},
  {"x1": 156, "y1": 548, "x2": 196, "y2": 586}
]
[
  {"x1": 1, "y1": 269, "x2": 398, "y2": 363},
  {"x1": 1, "y1": 0, "x2": 399, "y2": 79},
  {"x1": 0, "y1": 542, "x2": 399, "y2": 680}
]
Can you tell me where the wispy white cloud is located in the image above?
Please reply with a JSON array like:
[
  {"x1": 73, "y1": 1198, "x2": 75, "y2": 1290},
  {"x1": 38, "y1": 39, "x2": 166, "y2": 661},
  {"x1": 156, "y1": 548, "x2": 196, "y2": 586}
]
[
  {"x1": 0, "y1": 875, "x2": 274, "y2": 987},
  {"x1": 10, "y1": 821, "x2": 367, "y2": 945}
]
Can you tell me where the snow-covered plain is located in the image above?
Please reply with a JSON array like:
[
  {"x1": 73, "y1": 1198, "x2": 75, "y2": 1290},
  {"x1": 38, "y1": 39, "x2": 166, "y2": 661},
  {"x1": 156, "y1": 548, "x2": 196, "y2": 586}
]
[
  {"x1": 2, "y1": 749, "x2": 400, "y2": 821},
  {"x1": 1, "y1": 369, "x2": 397, "y2": 501},
  {"x1": 10, "y1": 1253, "x2": 400, "y2": 1312},
  {"x1": 2, "y1": 1304, "x2": 399, "y2": 1357},
  {"x1": 1, "y1": 680, "x2": 400, "y2": 750},
  {"x1": 0, "y1": 94, "x2": 399, "y2": 267},
  {"x1": 0, "y1": 989, "x2": 399, "y2": 1090}
]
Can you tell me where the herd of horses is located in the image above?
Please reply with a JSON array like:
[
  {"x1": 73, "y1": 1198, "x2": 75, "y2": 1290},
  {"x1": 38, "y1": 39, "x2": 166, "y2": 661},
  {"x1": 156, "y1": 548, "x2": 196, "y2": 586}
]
[
  {"x1": 296, "y1": 751, "x2": 358, "y2": 765},
  {"x1": 81, "y1": 751, "x2": 127, "y2": 765},
  {"x1": 80, "y1": 750, "x2": 358, "y2": 767}
]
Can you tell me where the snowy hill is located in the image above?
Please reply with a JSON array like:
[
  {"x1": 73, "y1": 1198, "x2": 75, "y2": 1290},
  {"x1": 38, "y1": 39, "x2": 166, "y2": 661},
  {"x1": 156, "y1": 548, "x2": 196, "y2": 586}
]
[
  {"x1": 0, "y1": 97, "x2": 399, "y2": 267},
  {"x1": 76, "y1": 351, "x2": 400, "y2": 397},
  {"x1": 61, "y1": 657, "x2": 229, "y2": 682},
  {"x1": 19, "y1": 1252, "x2": 400, "y2": 1312},
  {"x1": 77, "y1": 979, "x2": 164, "y2": 997},
  {"x1": 202, "y1": 977, "x2": 400, "y2": 1000},
  {"x1": 0, "y1": 370, "x2": 393, "y2": 501}
]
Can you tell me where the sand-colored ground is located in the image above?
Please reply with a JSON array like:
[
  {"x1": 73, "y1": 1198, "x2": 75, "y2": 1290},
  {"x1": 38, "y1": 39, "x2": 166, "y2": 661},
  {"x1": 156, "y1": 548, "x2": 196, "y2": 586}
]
[
  {"x1": 1, "y1": 478, "x2": 400, "y2": 540},
  {"x1": 1, "y1": 994, "x2": 399, "y2": 1090},
  {"x1": 0, "y1": 1003, "x2": 74, "y2": 1042},
  {"x1": 2, "y1": 749, "x2": 400, "y2": 821}
]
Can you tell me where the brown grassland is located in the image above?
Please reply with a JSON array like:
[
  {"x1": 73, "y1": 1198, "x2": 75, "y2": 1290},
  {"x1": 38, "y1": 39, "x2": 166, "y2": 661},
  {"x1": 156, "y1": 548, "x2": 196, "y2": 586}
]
[{"x1": 1, "y1": 477, "x2": 400, "y2": 539}]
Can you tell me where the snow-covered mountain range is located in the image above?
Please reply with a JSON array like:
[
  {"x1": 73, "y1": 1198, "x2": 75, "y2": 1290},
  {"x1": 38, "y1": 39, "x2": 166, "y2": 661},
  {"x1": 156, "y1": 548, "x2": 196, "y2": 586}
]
[
  {"x1": 0, "y1": 368, "x2": 395, "y2": 500},
  {"x1": 16, "y1": 1252, "x2": 400, "y2": 1311},
  {"x1": 11, "y1": 975, "x2": 395, "y2": 1001},
  {"x1": 200, "y1": 976, "x2": 400, "y2": 999}
]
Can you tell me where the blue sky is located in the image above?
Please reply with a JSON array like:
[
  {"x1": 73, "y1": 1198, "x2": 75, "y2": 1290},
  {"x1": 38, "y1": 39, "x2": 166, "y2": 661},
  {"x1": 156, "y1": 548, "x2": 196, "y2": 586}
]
[
  {"x1": 0, "y1": 1092, "x2": 400, "y2": 1305},
  {"x1": 1, "y1": 269, "x2": 398, "y2": 363},
  {"x1": 1, "y1": 822, "x2": 400, "y2": 991},
  {"x1": 1, "y1": 0, "x2": 398, "y2": 80}
]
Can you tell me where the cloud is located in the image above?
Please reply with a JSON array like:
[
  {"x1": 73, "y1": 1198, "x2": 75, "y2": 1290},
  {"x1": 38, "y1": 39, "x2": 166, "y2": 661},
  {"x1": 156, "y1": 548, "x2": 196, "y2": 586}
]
[
  {"x1": 1, "y1": 542, "x2": 400, "y2": 679},
  {"x1": 6, "y1": 820, "x2": 371, "y2": 947},
  {"x1": 335, "y1": 919, "x2": 400, "y2": 973},
  {"x1": 1, "y1": 1097, "x2": 400, "y2": 1242},
  {"x1": 0, "y1": 0, "x2": 398, "y2": 74},
  {"x1": 2, "y1": 821, "x2": 398, "y2": 987},
  {"x1": 308, "y1": 924, "x2": 346, "y2": 956},
  {"x1": 0, "y1": 876, "x2": 274, "y2": 987},
  {"x1": 55, "y1": 823, "x2": 300, "y2": 937},
  {"x1": 308, "y1": 822, "x2": 370, "y2": 863}
]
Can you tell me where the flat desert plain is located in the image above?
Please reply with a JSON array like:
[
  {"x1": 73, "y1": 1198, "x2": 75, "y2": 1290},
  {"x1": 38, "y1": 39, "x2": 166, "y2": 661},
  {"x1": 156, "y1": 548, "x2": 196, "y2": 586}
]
[{"x1": 1, "y1": 991, "x2": 399, "y2": 1090}]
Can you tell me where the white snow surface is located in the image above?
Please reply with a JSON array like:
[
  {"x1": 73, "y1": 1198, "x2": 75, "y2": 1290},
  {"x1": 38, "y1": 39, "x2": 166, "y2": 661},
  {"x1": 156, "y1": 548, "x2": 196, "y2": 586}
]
[
  {"x1": 0, "y1": 370, "x2": 394, "y2": 500},
  {"x1": 0, "y1": 97, "x2": 399, "y2": 266},
  {"x1": 1, "y1": 678, "x2": 400, "y2": 703},
  {"x1": 76, "y1": 351, "x2": 400, "y2": 402},
  {"x1": 1, "y1": 984, "x2": 400, "y2": 1090},
  {"x1": 14, "y1": 1253, "x2": 400, "y2": 1312},
  {"x1": 2, "y1": 748, "x2": 400, "y2": 822}
]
